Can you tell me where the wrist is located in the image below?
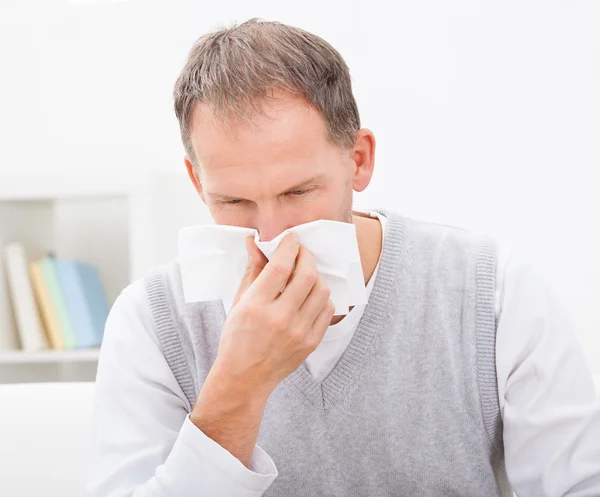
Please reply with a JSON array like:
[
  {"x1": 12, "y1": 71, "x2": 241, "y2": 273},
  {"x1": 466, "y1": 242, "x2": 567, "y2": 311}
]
[
  {"x1": 190, "y1": 361, "x2": 268, "y2": 469},
  {"x1": 192, "y1": 361, "x2": 269, "y2": 422}
]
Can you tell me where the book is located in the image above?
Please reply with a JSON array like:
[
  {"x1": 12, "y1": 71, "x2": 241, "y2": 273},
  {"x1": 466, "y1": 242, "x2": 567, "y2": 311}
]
[
  {"x1": 54, "y1": 260, "x2": 108, "y2": 348},
  {"x1": 29, "y1": 260, "x2": 65, "y2": 350},
  {"x1": 0, "y1": 244, "x2": 20, "y2": 352},
  {"x1": 39, "y1": 256, "x2": 76, "y2": 349},
  {"x1": 76, "y1": 262, "x2": 109, "y2": 345},
  {"x1": 2, "y1": 243, "x2": 48, "y2": 351}
]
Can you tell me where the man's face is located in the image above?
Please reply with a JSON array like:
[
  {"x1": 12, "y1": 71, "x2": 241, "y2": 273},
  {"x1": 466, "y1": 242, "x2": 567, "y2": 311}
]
[{"x1": 186, "y1": 92, "x2": 366, "y2": 242}]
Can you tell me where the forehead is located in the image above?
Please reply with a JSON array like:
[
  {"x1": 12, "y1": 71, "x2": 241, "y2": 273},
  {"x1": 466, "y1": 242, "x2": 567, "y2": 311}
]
[{"x1": 189, "y1": 92, "x2": 332, "y2": 171}]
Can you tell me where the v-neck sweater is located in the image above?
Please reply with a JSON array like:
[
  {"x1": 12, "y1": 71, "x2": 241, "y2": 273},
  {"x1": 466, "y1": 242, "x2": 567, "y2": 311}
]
[{"x1": 144, "y1": 208, "x2": 510, "y2": 496}]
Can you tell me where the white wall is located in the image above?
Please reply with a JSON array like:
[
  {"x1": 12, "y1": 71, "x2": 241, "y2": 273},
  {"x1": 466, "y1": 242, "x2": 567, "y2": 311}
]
[{"x1": 1, "y1": 0, "x2": 598, "y2": 373}]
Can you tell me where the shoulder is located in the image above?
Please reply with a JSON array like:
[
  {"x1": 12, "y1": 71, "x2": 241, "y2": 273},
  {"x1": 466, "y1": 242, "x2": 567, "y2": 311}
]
[
  {"x1": 406, "y1": 215, "x2": 495, "y2": 246},
  {"x1": 393, "y1": 214, "x2": 499, "y2": 267},
  {"x1": 105, "y1": 258, "x2": 181, "y2": 350},
  {"x1": 119, "y1": 258, "x2": 181, "y2": 310}
]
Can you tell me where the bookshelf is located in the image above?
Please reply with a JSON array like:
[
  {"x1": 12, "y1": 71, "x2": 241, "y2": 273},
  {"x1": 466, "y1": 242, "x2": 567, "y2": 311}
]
[
  {"x1": 0, "y1": 348, "x2": 100, "y2": 365},
  {"x1": 0, "y1": 169, "x2": 213, "y2": 383}
]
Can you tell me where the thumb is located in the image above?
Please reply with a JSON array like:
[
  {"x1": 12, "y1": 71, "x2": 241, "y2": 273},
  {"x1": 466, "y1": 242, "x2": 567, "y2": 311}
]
[{"x1": 231, "y1": 236, "x2": 268, "y2": 307}]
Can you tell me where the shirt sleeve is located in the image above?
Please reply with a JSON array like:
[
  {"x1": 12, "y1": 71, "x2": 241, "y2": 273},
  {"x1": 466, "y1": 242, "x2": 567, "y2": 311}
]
[
  {"x1": 86, "y1": 280, "x2": 278, "y2": 497},
  {"x1": 495, "y1": 251, "x2": 600, "y2": 496}
]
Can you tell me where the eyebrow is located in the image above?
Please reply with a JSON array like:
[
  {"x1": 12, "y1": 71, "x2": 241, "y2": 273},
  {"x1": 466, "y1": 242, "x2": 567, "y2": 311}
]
[{"x1": 208, "y1": 174, "x2": 325, "y2": 202}]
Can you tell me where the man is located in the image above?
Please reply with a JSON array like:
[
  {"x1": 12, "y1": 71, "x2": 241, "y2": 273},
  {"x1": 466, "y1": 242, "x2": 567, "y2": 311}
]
[{"x1": 88, "y1": 19, "x2": 600, "y2": 496}]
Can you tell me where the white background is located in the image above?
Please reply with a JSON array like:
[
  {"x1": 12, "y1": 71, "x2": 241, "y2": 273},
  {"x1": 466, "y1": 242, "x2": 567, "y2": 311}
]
[{"x1": 1, "y1": 0, "x2": 598, "y2": 374}]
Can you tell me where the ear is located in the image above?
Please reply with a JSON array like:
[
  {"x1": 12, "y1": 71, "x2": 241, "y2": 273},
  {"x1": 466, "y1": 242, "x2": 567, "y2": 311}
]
[
  {"x1": 350, "y1": 129, "x2": 376, "y2": 193},
  {"x1": 184, "y1": 156, "x2": 207, "y2": 204}
]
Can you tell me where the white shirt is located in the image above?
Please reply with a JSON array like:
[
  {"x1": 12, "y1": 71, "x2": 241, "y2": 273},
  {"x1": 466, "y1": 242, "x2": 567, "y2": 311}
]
[{"x1": 87, "y1": 214, "x2": 600, "y2": 497}]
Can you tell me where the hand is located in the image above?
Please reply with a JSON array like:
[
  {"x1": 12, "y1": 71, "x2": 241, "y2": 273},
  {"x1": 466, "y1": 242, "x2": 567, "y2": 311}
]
[{"x1": 212, "y1": 232, "x2": 335, "y2": 398}]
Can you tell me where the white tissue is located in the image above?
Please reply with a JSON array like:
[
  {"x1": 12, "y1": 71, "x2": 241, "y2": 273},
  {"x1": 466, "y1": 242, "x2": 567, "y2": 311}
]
[{"x1": 178, "y1": 219, "x2": 367, "y2": 315}]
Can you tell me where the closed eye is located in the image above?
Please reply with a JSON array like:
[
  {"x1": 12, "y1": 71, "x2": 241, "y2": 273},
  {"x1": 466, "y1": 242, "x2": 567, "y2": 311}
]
[
  {"x1": 287, "y1": 189, "x2": 308, "y2": 196},
  {"x1": 221, "y1": 189, "x2": 310, "y2": 204}
]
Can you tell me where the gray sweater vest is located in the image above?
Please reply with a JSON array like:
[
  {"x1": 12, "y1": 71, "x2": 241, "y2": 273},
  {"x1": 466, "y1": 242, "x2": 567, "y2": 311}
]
[{"x1": 145, "y1": 209, "x2": 511, "y2": 496}]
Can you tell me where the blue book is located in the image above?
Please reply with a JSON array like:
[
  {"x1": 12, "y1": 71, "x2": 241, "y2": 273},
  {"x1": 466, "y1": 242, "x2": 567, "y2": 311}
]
[{"x1": 54, "y1": 260, "x2": 109, "y2": 348}]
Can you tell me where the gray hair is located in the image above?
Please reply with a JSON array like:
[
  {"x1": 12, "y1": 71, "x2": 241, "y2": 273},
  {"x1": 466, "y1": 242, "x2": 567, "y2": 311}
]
[{"x1": 173, "y1": 18, "x2": 361, "y2": 169}]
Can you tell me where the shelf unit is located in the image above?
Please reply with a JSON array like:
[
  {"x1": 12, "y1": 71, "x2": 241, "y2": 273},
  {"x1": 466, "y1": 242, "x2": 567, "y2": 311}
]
[
  {"x1": 0, "y1": 169, "x2": 213, "y2": 383},
  {"x1": 0, "y1": 348, "x2": 100, "y2": 365}
]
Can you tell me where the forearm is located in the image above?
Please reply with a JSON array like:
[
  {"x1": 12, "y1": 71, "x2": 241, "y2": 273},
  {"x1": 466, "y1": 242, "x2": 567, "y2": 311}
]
[{"x1": 190, "y1": 364, "x2": 269, "y2": 469}]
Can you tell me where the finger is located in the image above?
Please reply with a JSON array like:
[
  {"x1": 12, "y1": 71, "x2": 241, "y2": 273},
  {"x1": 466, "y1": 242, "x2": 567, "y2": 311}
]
[
  {"x1": 304, "y1": 298, "x2": 335, "y2": 348},
  {"x1": 246, "y1": 233, "x2": 300, "y2": 302},
  {"x1": 276, "y1": 245, "x2": 318, "y2": 310},
  {"x1": 296, "y1": 274, "x2": 331, "y2": 326},
  {"x1": 232, "y1": 236, "x2": 268, "y2": 307}
]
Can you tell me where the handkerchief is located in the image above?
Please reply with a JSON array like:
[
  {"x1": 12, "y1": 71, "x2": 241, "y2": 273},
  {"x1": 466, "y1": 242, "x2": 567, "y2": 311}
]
[{"x1": 178, "y1": 219, "x2": 367, "y2": 315}]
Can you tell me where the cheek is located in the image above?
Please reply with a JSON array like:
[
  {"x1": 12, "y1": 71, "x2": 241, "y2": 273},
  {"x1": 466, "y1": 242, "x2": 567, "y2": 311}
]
[
  {"x1": 207, "y1": 203, "x2": 254, "y2": 228},
  {"x1": 288, "y1": 190, "x2": 347, "y2": 224}
]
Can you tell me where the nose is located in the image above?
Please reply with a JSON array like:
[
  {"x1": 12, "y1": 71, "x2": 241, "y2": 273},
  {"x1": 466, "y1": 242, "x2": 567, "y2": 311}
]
[{"x1": 255, "y1": 203, "x2": 290, "y2": 242}]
